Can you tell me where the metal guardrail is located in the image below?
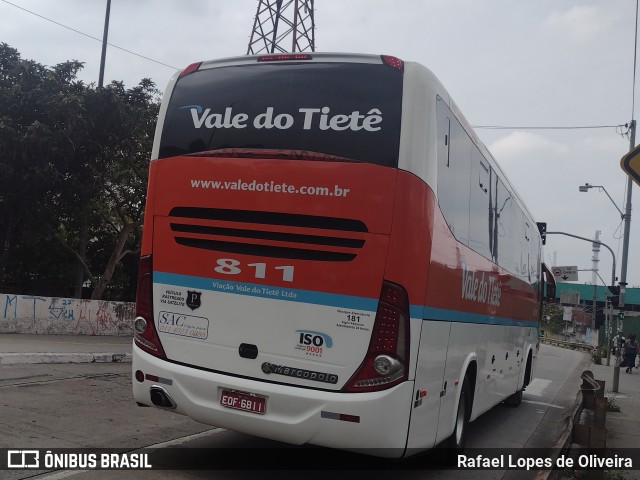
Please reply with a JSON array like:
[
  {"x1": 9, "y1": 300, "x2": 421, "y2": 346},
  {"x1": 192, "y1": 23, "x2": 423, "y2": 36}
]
[
  {"x1": 541, "y1": 337, "x2": 596, "y2": 353},
  {"x1": 573, "y1": 371, "x2": 607, "y2": 479}
]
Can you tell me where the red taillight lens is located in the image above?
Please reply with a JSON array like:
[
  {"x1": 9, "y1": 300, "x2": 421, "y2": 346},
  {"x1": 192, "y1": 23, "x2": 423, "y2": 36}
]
[
  {"x1": 178, "y1": 62, "x2": 202, "y2": 78},
  {"x1": 135, "y1": 255, "x2": 152, "y2": 318},
  {"x1": 381, "y1": 55, "x2": 403, "y2": 71},
  {"x1": 257, "y1": 54, "x2": 312, "y2": 62},
  {"x1": 134, "y1": 255, "x2": 166, "y2": 358},
  {"x1": 343, "y1": 281, "x2": 410, "y2": 392}
]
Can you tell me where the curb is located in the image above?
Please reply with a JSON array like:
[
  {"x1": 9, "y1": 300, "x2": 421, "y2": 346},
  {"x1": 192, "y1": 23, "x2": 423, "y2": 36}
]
[
  {"x1": 534, "y1": 389, "x2": 583, "y2": 480},
  {"x1": 0, "y1": 352, "x2": 132, "y2": 365},
  {"x1": 524, "y1": 348, "x2": 593, "y2": 480}
]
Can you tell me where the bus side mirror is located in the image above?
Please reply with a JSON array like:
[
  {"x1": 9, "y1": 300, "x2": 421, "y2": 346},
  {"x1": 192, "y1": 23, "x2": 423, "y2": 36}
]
[
  {"x1": 542, "y1": 263, "x2": 556, "y2": 302},
  {"x1": 545, "y1": 281, "x2": 556, "y2": 302}
]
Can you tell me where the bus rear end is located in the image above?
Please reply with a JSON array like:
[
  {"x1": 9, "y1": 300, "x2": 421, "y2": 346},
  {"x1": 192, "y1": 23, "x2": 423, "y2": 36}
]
[{"x1": 132, "y1": 54, "x2": 416, "y2": 455}]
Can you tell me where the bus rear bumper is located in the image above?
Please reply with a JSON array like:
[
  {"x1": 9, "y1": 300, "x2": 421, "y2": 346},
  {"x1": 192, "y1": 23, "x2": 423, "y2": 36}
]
[{"x1": 132, "y1": 345, "x2": 414, "y2": 457}]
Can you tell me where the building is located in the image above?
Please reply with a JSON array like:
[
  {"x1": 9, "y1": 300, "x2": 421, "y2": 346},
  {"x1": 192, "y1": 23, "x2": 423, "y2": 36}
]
[{"x1": 553, "y1": 282, "x2": 640, "y2": 345}]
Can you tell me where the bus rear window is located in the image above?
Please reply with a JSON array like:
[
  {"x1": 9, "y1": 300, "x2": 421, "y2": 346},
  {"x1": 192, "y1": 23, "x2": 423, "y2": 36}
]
[{"x1": 158, "y1": 62, "x2": 403, "y2": 167}]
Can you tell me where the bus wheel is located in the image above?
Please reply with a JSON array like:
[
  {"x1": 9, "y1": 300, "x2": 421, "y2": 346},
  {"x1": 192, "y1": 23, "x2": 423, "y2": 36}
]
[{"x1": 447, "y1": 376, "x2": 470, "y2": 454}]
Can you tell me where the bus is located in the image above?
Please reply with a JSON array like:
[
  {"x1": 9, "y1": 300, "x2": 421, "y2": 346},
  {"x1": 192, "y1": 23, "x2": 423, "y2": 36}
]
[{"x1": 132, "y1": 52, "x2": 555, "y2": 458}]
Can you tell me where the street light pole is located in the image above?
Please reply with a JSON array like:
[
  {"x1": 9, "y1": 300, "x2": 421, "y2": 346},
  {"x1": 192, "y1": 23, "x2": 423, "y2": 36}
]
[
  {"x1": 546, "y1": 231, "x2": 619, "y2": 383},
  {"x1": 546, "y1": 232, "x2": 616, "y2": 286},
  {"x1": 578, "y1": 184, "x2": 625, "y2": 220},
  {"x1": 578, "y1": 268, "x2": 615, "y2": 367},
  {"x1": 578, "y1": 157, "x2": 635, "y2": 392}
]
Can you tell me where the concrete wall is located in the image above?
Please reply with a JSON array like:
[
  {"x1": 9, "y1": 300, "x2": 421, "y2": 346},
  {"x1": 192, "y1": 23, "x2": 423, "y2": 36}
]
[{"x1": 0, "y1": 293, "x2": 134, "y2": 336}]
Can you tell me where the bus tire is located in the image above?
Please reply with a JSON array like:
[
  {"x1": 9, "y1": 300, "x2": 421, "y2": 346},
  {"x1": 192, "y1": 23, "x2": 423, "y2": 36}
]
[
  {"x1": 504, "y1": 388, "x2": 523, "y2": 407},
  {"x1": 446, "y1": 376, "x2": 470, "y2": 458},
  {"x1": 505, "y1": 354, "x2": 531, "y2": 407}
]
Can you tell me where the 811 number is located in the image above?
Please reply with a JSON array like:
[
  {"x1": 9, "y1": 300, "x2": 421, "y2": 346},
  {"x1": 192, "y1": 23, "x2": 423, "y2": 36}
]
[{"x1": 214, "y1": 258, "x2": 294, "y2": 282}]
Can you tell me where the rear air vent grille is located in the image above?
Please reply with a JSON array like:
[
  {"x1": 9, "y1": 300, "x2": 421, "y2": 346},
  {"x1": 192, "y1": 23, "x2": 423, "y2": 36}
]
[
  {"x1": 168, "y1": 207, "x2": 367, "y2": 262},
  {"x1": 169, "y1": 207, "x2": 368, "y2": 232},
  {"x1": 174, "y1": 237, "x2": 356, "y2": 261},
  {"x1": 171, "y1": 224, "x2": 365, "y2": 248}
]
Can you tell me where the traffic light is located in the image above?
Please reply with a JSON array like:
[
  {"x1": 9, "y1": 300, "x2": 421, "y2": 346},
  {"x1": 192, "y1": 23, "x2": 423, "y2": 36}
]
[
  {"x1": 595, "y1": 315, "x2": 605, "y2": 329},
  {"x1": 607, "y1": 285, "x2": 620, "y2": 308},
  {"x1": 537, "y1": 222, "x2": 547, "y2": 245}
]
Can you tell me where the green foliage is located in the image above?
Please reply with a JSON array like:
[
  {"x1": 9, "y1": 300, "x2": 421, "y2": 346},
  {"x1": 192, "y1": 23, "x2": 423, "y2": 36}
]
[
  {"x1": 591, "y1": 346, "x2": 608, "y2": 365},
  {"x1": 591, "y1": 347, "x2": 607, "y2": 365},
  {"x1": 0, "y1": 43, "x2": 160, "y2": 300},
  {"x1": 606, "y1": 395, "x2": 621, "y2": 413},
  {"x1": 543, "y1": 302, "x2": 565, "y2": 334}
]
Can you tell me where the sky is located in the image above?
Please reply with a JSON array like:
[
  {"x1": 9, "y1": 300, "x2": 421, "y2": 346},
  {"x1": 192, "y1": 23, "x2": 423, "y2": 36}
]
[{"x1": 2, "y1": 0, "x2": 640, "y2": 288}]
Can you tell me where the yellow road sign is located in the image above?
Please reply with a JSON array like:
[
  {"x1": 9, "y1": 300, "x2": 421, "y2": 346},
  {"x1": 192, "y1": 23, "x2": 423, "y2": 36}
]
[{"x1": 621, "y1": 143, "x2": 640, "y2": 187}]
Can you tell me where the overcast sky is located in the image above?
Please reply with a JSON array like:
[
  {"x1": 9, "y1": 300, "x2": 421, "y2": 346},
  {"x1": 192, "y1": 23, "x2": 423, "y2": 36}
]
[{"x1": 2, "y1": 0, "x2": 639, "y2": 288}]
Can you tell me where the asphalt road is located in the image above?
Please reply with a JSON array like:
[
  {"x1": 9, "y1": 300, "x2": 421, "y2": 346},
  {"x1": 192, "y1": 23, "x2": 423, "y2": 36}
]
[{"x1": 0, "y1": 343, "x2": 590, "y2": 480}]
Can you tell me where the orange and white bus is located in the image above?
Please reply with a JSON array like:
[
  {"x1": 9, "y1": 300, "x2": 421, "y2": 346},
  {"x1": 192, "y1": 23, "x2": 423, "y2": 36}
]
[{"x1": 132, "y1": 52, "x2": 553, "y2": 458}]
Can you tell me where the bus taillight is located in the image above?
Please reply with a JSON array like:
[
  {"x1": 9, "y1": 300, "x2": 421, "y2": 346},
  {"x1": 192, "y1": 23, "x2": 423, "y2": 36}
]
[
  {"x1": 343, "y1": 281, "x2": 410, "y2": 392},
  {"x1": 257, "y1": 54, "x2": 312, "y2": 62},
  {"x1": 134, "y1": 255, "x2": 166, "y2": 358},
  {"x1": 381, "y1": 55, "x2": 403, "y2": 70},
  {"x1": 178, "y1": 62, "x2": 202, "y2": 78}
]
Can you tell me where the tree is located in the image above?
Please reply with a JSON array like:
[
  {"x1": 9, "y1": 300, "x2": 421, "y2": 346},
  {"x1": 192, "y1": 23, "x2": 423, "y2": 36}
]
[
  {"x1": 0, "y1": 44, "x2": 85, "y2": 291},
  {"x1": 0, "y1": 43, "x2": 160, "y2": 300},
  {"x1": 53, "y1": 79, "x2": 160, "y2": 300},
  {"x1": 542, "y1": 302, "x2": 565, "y2": 335}
]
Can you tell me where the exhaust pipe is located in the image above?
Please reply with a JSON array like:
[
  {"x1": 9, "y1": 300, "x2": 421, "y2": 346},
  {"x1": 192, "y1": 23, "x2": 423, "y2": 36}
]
[{"x1": 149, "y1": 386, "x2": 177, "y2": 409}]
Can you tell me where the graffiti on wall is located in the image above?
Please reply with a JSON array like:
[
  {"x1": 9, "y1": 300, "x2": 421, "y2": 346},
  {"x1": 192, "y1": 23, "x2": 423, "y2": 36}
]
[{"x1": 0, "y1": 294, "x2": 134, "y2": 336}]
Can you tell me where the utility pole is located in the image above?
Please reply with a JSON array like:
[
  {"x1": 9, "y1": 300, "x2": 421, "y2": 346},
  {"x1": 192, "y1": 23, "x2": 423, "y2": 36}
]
[
  {"x1": 98, "y1": 0, "x2": 111, "y2": 88},
  {"x1": 613, "y1": 119, "x2": 635, "y2": 392},
  {"x1": 75, "y1": 0, "x2": 111, "y2": 298}
]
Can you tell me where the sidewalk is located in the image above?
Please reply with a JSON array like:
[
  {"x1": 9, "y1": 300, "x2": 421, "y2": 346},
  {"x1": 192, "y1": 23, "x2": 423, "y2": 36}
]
[
  {"x1": 556, "y1": 359, "x2": 640, "y2": 480},
  {"x1": 587, "y1": 359, "x2": 640, "y2": 453},
  {"x1": 0, "y1": 333, "x2": 132, "y2": 365}
]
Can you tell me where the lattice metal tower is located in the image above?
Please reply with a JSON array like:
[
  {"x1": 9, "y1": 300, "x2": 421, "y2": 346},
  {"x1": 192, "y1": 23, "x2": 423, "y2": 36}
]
[{"x1": 247, "y1": 0, "x2": 315, "y2": 55}]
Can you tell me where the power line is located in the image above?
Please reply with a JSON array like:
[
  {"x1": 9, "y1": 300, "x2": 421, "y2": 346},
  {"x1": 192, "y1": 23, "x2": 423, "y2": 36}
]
[{"x1": 1, "y1": 0, "x2": 179, "y2": 71}]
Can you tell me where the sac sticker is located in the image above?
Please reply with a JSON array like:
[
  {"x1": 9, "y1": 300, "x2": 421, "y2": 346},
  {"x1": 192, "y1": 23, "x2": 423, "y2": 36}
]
[
  {"x1": 295, "y1": 330, "x2": 333, "y2": 357},
  {"x1": 181, "y1": 105, "x2": 383, "y2": 132},
  {"x1": 157, "y1": 311, "x2": 209, "y2": 339}
]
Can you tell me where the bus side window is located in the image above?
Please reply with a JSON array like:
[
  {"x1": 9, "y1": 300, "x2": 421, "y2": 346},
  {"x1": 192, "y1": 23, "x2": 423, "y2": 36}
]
[
  {"x1": 436, "y1": 96, "x2": 451, "y2": 168},
  {"x1": 468, "y1": 155, "x2": 491, "y2": 260},
  {"x1": 496, "y1": 178, "x2": 516, "y2": 273},
  {"x1": 436, "y1": 97, "x2": 471, "y2": 246},
  {"x1": 478, "y1": 159, "x2": 489, "y2": 194}
]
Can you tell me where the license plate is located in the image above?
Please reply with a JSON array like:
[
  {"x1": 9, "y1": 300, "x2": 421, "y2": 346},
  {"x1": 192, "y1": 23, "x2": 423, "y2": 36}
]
[{"x1": 220, "y1": 389, "x2": 266, "y2": 415}]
